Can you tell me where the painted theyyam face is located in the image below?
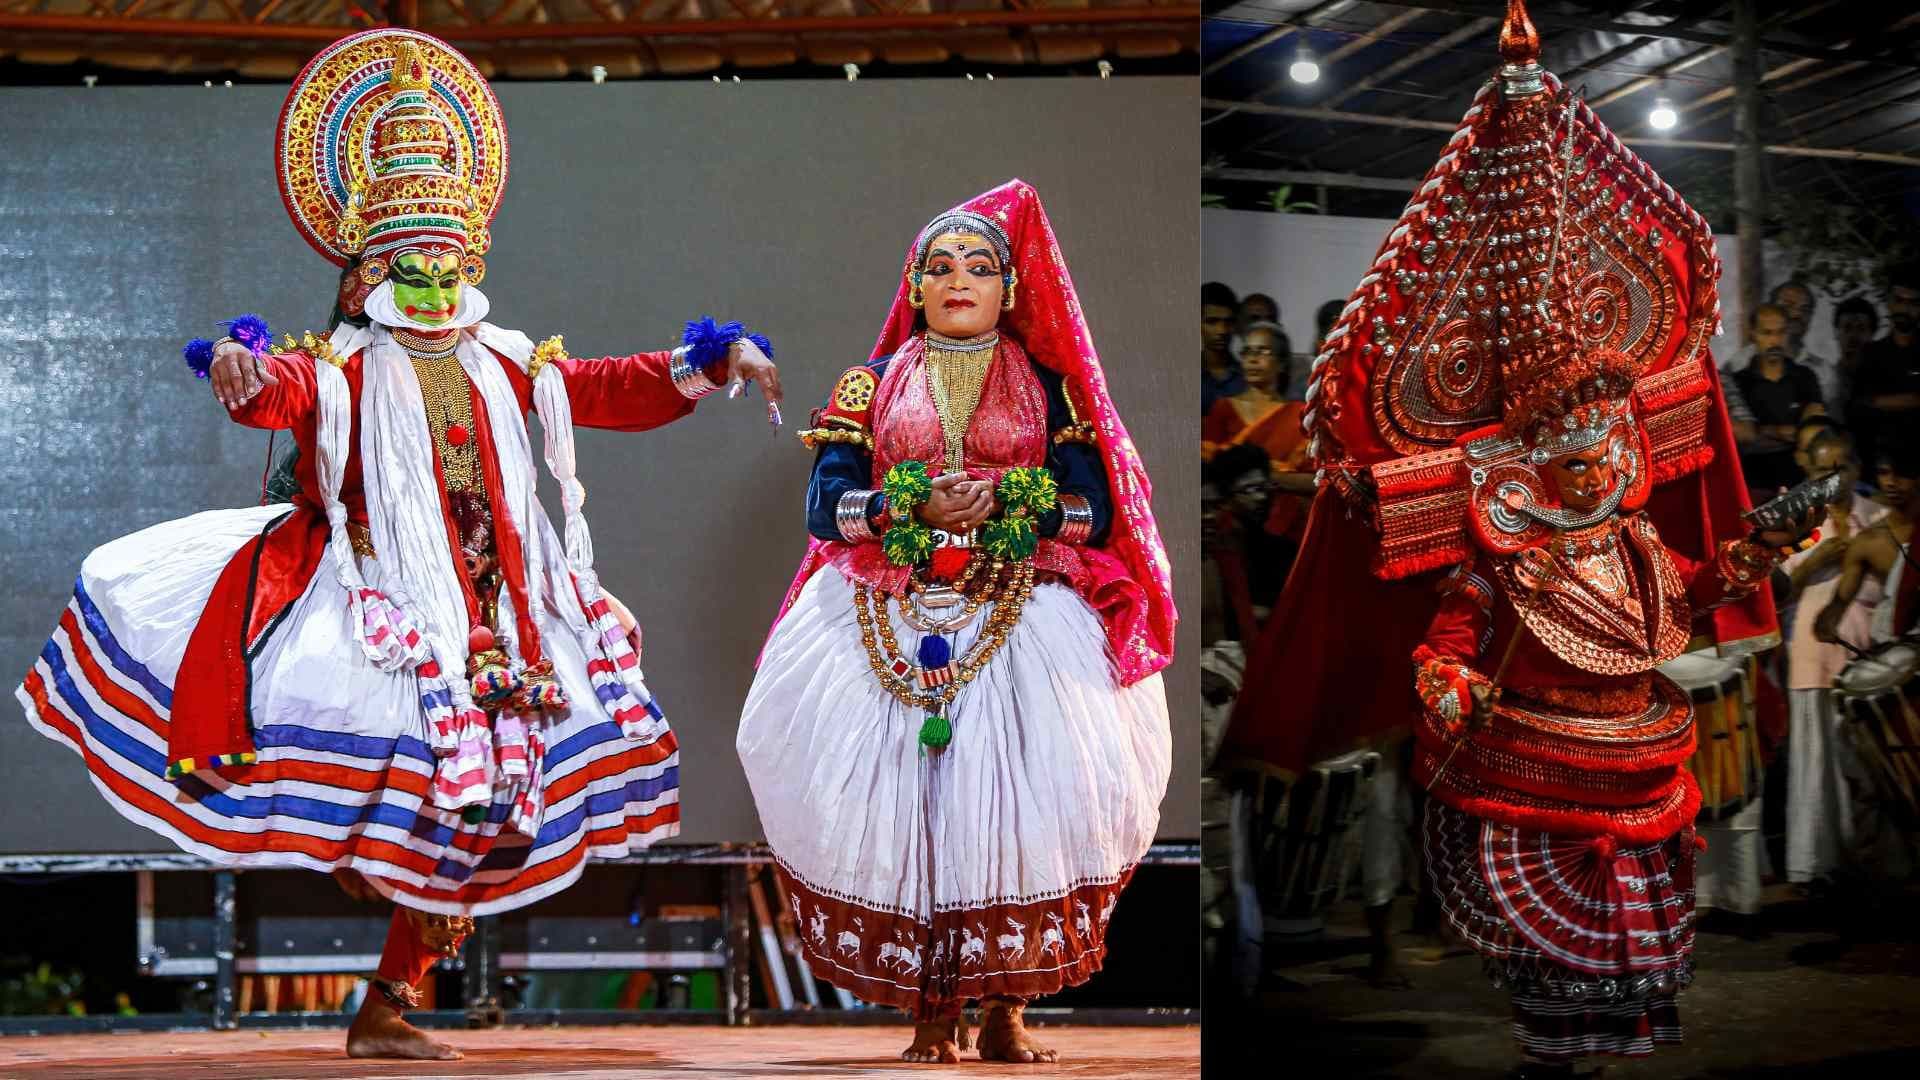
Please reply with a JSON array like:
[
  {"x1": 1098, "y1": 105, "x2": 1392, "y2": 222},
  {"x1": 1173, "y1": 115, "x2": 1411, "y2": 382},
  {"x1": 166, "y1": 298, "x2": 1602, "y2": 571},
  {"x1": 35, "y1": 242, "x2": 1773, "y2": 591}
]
[
  {"x1": 391, "y1": 249, "x2": 464, "y2": 326},
  {"x1": 1545, "y1": 434, "x2": 1621, "y2": 510},
  {"x1": 921, "y1": 231, "x2": 1004, "y2": 339}
]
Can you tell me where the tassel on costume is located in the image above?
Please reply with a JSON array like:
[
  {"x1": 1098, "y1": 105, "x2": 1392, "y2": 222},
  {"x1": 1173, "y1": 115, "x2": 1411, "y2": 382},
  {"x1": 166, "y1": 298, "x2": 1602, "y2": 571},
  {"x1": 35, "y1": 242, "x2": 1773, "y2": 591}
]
[{"x1": 513, "y1": 659, "x2": 569, "y2": 712}]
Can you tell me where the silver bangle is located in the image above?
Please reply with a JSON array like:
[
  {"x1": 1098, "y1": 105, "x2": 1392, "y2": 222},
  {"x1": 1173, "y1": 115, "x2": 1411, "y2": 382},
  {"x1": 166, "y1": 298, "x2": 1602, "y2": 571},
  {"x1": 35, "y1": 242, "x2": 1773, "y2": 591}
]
[
  {"x1": 669, "y1": 346, "x2": 722, "y2": 400},
  {"x1": 836, "y1": 489, "x2": 880, "y2": 542},
  {"x1": 1056, "y1": 493, "x2": 1095, "y2": 545}
]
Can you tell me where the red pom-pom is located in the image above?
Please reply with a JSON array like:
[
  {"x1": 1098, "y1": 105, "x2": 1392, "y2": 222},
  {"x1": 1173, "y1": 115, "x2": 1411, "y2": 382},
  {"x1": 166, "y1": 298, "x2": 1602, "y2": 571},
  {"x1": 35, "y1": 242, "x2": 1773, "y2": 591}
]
[
  {"x1": 1809, "y1": 527, "x2": 1821, "y2": 542},
  {"x1": 1590, "y1": 835, "x2": 1617, "y2": 861},
  {"x1": 929, "y1": 546, "x2": 971, "y2": 582},
  {"x1": 468, "y1": 625, "x2": 495, "y2": 653},
  {"x1": 1694, "y1": 833, "x2": 1709, "y2": 853},
  {"x1": 446, "y1": 424, "x2": 470, "y2": 446}
]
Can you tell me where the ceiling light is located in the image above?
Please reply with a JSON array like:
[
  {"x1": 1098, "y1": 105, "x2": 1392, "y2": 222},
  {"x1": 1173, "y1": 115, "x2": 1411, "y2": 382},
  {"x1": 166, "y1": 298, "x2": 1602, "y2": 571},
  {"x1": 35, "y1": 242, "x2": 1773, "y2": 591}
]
[
  {"x1": 1649, "y1": 97, "x2": 1678, "y2": 131},
  {"x1": 1288, "y1": 46, "x2": 1320, "y2": 85}
]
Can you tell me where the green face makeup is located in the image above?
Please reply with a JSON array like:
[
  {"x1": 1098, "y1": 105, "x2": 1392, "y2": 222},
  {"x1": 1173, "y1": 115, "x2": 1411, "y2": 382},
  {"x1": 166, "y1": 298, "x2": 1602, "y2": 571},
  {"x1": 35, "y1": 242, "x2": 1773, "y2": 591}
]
[{"x1": 391, "y1": 250, "x2": 464, "y2": 325}]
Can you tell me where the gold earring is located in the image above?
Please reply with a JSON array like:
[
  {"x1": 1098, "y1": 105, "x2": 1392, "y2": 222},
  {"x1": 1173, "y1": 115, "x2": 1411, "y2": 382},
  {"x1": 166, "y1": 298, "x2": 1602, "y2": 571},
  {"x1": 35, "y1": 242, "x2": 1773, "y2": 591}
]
[
  {"x1": 907, "y1": 270, "x2": 925, "y2": 310},
  {"x1": 1002, "y1": 265, "x2": 1018, "y2": 311}
]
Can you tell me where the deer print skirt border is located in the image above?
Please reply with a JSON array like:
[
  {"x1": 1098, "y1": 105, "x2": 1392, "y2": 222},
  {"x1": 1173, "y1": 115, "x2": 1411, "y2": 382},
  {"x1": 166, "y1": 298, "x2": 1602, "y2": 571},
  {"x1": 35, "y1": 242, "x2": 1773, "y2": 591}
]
[{"x1": 776, "y1": 862, "x2": 1136, "y2": 1015}]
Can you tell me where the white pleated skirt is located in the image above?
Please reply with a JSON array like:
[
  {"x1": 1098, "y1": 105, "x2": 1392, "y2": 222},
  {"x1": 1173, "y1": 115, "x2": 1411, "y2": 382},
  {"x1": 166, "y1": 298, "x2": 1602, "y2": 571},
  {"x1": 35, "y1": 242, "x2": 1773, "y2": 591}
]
[
  {"x1": 18, "y1": 504, "x2": 680, "y2": 916},
  {"x1": 737, "y1": 568, "x2": 1169, "y2": 1010}
]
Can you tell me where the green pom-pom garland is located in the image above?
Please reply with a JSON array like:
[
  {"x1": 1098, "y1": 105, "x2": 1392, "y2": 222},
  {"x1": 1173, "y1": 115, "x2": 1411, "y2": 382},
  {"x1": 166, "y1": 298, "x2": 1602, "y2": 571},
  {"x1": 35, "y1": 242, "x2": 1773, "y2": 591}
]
[
  {"x1": 882, "y1": 460, "x2": 933, "y2": 510},
  {"x1": 997, "y1": 466, "x2": 1058, "y2": 517},
  {"x1": 877, "y1": 461, "x2": 1058, "y2": 567},
  {"x1": 883, "y1": 518, "x2": 936, "y2": 566},
  {"x1": 979, "y1": 517, "x2": 1039, "y2": 562}
]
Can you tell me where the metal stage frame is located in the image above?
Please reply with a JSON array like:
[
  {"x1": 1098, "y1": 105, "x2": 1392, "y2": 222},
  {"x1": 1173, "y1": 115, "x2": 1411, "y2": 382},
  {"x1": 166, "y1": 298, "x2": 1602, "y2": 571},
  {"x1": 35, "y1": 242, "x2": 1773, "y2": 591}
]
[{"x1": 0, "y1": 841, "x2": 1199, "y2": 1035}]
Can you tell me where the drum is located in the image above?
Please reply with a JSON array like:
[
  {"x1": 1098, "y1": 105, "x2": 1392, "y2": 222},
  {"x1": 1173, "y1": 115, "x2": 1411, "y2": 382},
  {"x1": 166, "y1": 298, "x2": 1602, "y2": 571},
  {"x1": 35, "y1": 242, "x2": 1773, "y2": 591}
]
[
  {"x1": 1253, "y1": 749, "x2": 1380, "y2": 933},
  {"x1": 1834, "y1": 641, "x2": 1920, "y2": 829},
  {"x1": 1660, "y1": 650, "x2": 1762, "y2": 821}
]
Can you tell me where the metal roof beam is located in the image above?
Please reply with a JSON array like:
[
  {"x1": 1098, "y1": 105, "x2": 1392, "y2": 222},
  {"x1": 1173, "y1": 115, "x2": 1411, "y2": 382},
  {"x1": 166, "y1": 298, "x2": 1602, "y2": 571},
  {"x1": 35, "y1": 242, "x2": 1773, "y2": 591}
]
[
  {"x1": 1201, "y1": 166, "x2": 1428, "y2": 193},
  {"x1": 1368, "y1": 0, "x2": 1920, "y2": 72},
  {"x1": 1200, "y1": 97, "x2": 1920, "y2": 167}
]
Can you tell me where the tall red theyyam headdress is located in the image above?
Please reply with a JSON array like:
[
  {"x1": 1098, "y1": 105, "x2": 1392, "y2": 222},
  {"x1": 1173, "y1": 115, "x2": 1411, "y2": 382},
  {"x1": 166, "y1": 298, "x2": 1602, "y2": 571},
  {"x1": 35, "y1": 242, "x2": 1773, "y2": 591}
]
[
  {"x1": 1221, "y1": 0, "x2": 1773, "y2": 781},
  {"x1": 873, "y1": 180, "x2": 1178, "y2": 682},
  {"x1": 1301, "y1": 0, "x2": 1757, "y2": 584}
]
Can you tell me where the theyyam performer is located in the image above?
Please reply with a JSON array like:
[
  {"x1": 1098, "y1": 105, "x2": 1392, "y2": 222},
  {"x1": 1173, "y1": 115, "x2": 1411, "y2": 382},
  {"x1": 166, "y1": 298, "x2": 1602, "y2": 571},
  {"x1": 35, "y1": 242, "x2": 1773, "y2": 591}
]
[
  {"x1": 736, "y1": 180, "x2": 1175, "y2": 1064},
  {"x1": 1222, "y1": 2, "x2": 1812, "y2": 1075},
  {"x1": 14, "y1": 28, "x2": 779, "y2": 1060}
]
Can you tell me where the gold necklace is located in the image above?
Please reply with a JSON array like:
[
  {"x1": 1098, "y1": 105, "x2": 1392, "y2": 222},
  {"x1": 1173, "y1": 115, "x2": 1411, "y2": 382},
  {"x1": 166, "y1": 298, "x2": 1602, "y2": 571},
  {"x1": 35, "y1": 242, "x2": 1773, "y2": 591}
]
[
  {"x1": 925, "y1": 331, "x2": 997, "y2": 473},
  {"x1": 405, "y1": 345, "x2": 482, "y2": 493}
]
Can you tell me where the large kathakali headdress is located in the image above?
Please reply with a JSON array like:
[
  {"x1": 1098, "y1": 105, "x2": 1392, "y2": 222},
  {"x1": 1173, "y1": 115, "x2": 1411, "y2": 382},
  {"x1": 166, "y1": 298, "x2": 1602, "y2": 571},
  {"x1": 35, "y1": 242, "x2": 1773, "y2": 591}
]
[
  {"x1": 277, "y1": 29, "x2": 507, "y2": 313},
  {"x1": 1304, "y1": 0, "x2": 1743, "y2": 581}
]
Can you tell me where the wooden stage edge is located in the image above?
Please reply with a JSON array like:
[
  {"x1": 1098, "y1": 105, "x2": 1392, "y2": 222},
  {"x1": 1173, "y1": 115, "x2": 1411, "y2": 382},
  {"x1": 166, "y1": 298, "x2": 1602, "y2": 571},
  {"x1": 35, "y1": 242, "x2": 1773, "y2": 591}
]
[{"x1": 0, "y1": 1023, "x2": 1202, "y2": 1079}]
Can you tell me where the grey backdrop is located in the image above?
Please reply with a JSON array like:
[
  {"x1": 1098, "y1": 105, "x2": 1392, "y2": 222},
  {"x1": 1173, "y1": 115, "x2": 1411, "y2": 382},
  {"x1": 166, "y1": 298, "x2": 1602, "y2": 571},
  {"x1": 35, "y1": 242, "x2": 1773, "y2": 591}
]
[{"x1": 0, "y1": 77, "x2": 1198, "y2": 851}]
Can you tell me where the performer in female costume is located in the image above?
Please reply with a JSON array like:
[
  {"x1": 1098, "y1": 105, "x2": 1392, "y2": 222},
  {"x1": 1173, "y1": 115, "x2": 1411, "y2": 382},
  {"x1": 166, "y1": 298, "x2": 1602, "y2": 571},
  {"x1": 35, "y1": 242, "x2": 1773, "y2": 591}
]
[
  {"x1": 1221, "y1": 3, "x2": 1809, "y2": 1073},
  {"x1": 14, "y1": 29, "x2": 777, "y2": 1060},
  {"x1": 737, "y1": 181, "x2": 1174, "y2": 1064}
]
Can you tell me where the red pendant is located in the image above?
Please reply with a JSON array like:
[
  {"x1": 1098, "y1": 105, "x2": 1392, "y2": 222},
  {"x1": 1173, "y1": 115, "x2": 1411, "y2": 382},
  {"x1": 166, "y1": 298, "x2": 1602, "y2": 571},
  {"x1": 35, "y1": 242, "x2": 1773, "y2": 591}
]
[{"x1": 446, "y1": 424, "x2": 470, "y2": 446}]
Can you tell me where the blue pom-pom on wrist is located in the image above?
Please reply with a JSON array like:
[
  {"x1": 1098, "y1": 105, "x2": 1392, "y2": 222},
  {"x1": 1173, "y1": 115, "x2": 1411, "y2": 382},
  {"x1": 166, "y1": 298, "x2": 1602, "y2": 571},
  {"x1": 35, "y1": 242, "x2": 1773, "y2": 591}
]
[
  {"x1": 184, "y1": 314, "x2": 271, "y2": 379},
  {"x1": 223, "y1": 313, "x2": 273, "y2": 357},
  {"x1": 682, "y1": 316, "x2": 774, "y2": 375},
  {"x1": 183, "y1": 338, "x2": 216, "y2": 379}
]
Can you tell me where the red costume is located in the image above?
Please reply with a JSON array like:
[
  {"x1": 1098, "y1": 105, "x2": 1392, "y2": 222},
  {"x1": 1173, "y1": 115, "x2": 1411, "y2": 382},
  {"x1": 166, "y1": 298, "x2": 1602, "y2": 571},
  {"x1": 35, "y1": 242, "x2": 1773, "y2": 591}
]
[{"x1": 1221, "y1": 1, "x2": 1789, "y2": 1063}]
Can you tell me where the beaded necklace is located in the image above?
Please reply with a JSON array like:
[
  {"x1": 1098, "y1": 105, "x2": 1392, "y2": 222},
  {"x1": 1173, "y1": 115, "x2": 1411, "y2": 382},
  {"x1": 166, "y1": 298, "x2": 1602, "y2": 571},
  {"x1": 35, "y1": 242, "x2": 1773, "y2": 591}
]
[
  {"x1": 925, "y1": 330, "x2": 997, "y2": 473},
  {"x1": 854, "y1": 552, "x2": 1034, "y2": 750},
  {"x1": 396, "y1": 331, "x2": 480, "y2": 493}
]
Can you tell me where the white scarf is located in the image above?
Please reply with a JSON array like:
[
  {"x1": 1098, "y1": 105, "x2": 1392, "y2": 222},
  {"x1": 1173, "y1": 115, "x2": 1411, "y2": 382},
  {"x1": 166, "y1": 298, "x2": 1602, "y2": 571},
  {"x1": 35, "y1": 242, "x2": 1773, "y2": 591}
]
[{"x1": 309, "y1": 318, "x2": 665, "y2": 833}]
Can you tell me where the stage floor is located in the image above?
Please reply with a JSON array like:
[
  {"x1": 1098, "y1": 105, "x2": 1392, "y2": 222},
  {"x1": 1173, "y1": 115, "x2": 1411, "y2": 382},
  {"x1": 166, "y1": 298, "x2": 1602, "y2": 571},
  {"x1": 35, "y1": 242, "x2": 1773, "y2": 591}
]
[{"x1": 0, "y1": 1024, "x2": 1199, "y2": 1079}]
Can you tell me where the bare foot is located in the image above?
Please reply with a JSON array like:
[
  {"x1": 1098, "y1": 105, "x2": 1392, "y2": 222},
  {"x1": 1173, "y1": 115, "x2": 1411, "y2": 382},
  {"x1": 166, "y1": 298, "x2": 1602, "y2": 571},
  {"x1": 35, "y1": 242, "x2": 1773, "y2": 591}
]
[
  {"x1": 977, "y1": 998, "x2": 1057, "y2": 1064},
  {"x1": 901, "y1": 1019, "x2": 961, "y2": 1064},
  {"x1": 1366, "y1": 948, "x2": 1413, "y2": 990},
  {"x1": 345, "y1": 993, "x2": 462, "y2": 1060},
  {"x1": 1364, "y1": 902, "x2": 1411, "y2": 989}
]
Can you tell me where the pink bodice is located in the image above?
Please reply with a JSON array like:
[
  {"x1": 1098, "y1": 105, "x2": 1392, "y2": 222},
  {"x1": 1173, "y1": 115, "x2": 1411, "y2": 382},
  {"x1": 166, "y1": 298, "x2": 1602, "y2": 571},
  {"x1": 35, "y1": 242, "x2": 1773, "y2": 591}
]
[{"x1": 872, "y1": 335, "x2": 1049, "y2": 486}]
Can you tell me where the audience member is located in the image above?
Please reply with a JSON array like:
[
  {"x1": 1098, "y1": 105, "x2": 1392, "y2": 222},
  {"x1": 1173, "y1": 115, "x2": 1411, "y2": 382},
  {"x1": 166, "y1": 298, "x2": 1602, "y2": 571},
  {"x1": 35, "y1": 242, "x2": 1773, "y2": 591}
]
[
  {"x1": 1731, "y1": 302, "x2": 1826, "y2": 493},
  {"x1": 1315, "y1": 299, "x2": 1344, "y2": 350},
  {"x1": 1203, "y1": 281, "x2": 1245, "y2": 414},
  {"x1": 1205, "y1": 444, "x2": 1294, "y2": 642},
  {"x1": 1849, "y1": 264, "x2": 1920, "y2": 477},
  {"x1": 1725, "y1": 281, "x2": 1833, "y2": 399},
  {"x1": 1237, "y1": 293, "x2": 1295, "y2": 395},
  {"x1": 1831, "y1": 296, "x2": 1878, "y2": 425},
  {"x1": 1781, "y1": 430, "x2": 1882, "y2": 887},
  {"x1": 1204, "y1": 322, "x2": 1316, "y2": 547},
  {"x1": 1239, "y1": 292, "x2": 1281, "y2": 333},
  {"x1": 1792, "y1": 416, "x2": 1839, "y2": 478}
]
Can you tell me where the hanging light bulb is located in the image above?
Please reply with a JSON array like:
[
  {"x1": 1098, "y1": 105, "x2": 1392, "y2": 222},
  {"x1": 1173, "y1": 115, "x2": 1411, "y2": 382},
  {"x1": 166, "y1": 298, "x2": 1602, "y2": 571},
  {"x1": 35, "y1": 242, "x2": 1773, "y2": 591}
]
[
  {"x1": 1288, "y1": 44, "x2": 1320, "y2": 85},
  {"x1": 1649, "y1": 97, "x2": 1679, "y2": 131}
]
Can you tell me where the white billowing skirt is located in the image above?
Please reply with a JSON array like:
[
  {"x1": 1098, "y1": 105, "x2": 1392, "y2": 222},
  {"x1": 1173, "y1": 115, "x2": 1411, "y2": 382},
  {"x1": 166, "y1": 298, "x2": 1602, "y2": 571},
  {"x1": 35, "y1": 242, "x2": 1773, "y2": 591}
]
[
  {"x1": 737, "y1": 568, "x2": 1169, "y2": 1009},
  {"x1": 18, "y1": 505, "x2": 680, "y2": 916}
]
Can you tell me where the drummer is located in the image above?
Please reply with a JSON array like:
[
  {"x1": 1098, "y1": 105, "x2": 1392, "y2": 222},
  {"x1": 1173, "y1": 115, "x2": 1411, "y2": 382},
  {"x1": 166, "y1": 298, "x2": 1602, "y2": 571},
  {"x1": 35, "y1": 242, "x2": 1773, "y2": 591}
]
[
  {"x1": 1783, "y1": 430, "x2": 1884, "y2": 887},
  {"x1": 1817, "y1": 437, "x2": 1920, "y2": 648}
]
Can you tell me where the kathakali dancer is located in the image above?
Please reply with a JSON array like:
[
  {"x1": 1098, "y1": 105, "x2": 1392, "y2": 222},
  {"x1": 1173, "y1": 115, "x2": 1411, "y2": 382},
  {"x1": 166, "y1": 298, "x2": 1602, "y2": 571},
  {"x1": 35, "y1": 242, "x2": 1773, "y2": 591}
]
[
  {"x1": 736, "y1": 180, "x2": 1175, "y2": 1064},
  {"x1": 14, "y1": 28, "x2": 779, "y2": 1060},
  {"x1": 1223, "y1": 3, "x2": 1812, "y2": 1074}
]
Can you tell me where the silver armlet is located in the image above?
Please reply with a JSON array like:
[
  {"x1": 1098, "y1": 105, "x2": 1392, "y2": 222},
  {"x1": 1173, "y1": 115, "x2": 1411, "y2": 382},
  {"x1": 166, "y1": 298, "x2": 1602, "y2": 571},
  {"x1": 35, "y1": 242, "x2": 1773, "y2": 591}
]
[
  {"x1": 669, "y1": 345, "x2": 722, "y2": 400},
  {"x1": 836, "y1": 489, "x2": 880, "y2": 543},
  {"x1": 1056, "y1": 493, "x2": 1095, "y2": 545}
]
